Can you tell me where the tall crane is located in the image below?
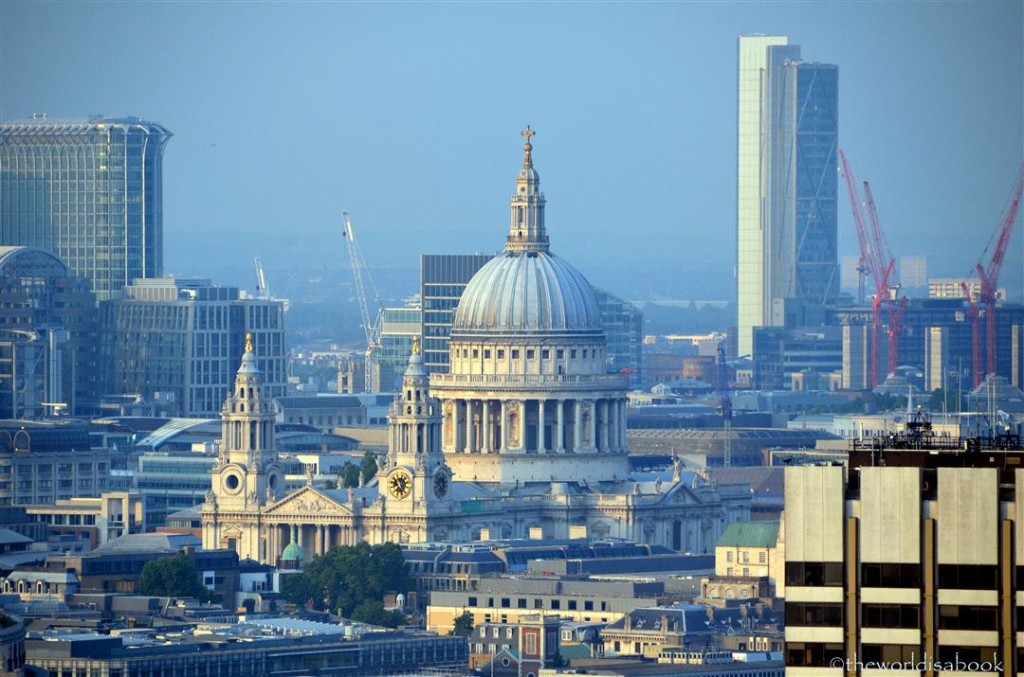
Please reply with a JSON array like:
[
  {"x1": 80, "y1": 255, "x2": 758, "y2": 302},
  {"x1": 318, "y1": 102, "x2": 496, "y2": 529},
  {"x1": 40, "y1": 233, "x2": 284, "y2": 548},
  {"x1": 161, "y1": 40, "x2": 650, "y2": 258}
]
[
  {"x1": 961, "y1": 281, "x2": 983, "y2": 387},
  {"x1": 838, "y1": 149, "x2": 888, "y2": 388},
  {"x1": 863, "y1": 181, "x2": 906, "y2": 376},
  {"x1": 253, "y1": 257, "x2": 269, "y2": 299},
  {"x1": 342, "y1": 212, "x2": 383, "y2": 391},
  {"x1": 969, "y1": 163, "x2": 1024, "y2": 383}
]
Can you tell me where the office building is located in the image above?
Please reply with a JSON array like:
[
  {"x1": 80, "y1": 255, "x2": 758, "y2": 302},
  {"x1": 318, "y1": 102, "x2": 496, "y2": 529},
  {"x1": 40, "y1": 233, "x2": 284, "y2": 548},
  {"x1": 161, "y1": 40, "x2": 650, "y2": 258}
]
[
  {"x1": 369, "y1": 304, "x2": 421, "y2": 392},
  {"x1": 835, "y1": 298, "x2": 1024, "y2": 391},
  {"x1": 25, "y1": 624, "x2": 466, "y2": 677},
  {"x1": 420, "y1": 253, "x2": 493, "y2": 374},
  {"x1": 0, "y1": 115, "x2": 171, "y2": 301},
  {"x1": 839, "y1": 255, "x2": 862, "y2": 297},
  {"x1": 737, "y1": 36, "x2": 839, "y2": 357},
  {"x1": 0, "y1": 247, "x2": 98, "y2": 417},
  {"x1": 899, "y1": 255, "x2": 928, "y2": 290},
  {"x1": 595, "y1": 288, "x2": 644, "y2": 388},
  {"x1": 100, "y1": 277, "x2": 286, "y2": 417},
  {"x1": 0, "y1": 420, "x2": 113, "y2": 506},
  {"x1": 927, "y1": 276, "x2": 1006, "y2": 300},
  {"x1": 783, "y1": 414, "x2": 1022, "y2": 673}
]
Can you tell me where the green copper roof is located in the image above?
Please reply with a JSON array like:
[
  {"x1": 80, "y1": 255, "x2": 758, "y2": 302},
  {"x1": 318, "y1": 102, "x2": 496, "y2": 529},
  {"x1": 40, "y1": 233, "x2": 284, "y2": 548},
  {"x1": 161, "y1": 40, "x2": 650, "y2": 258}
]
[
  {"x1": 716, "y1": 521, "x2": 779, "y2": 548},
  {"x1": 282, "y1": 540, "x2": 304, "y2": 561}
]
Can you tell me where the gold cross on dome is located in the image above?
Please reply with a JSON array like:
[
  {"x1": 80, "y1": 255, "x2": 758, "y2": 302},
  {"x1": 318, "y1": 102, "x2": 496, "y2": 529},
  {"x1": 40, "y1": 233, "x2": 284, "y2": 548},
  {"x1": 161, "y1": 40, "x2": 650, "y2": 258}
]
[{"x1": 521, "y1": 125, "x2": 535, "y2": 144}]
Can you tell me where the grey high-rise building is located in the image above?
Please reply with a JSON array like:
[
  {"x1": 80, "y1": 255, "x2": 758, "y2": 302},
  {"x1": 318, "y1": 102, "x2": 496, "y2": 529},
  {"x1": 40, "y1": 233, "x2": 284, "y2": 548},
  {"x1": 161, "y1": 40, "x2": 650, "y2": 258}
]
[
  {"x1": 0, "y1": 247, "x2": 98, "y2": 417},
  {"x1": 737, "y1": 37, "x2": 838, "y2": 357},
  {"x1": 100, "y1": 278, "x2": 286, "y2": 417},
  {"x1": 594, "y1": 288, "x2": 644, "y2": 389},
  {"x1": 420, "y1": 253, "x2": 494, "y2": 374},
  {"x1": 0, "y1": 115, "x2": 171, "y2": 301}
]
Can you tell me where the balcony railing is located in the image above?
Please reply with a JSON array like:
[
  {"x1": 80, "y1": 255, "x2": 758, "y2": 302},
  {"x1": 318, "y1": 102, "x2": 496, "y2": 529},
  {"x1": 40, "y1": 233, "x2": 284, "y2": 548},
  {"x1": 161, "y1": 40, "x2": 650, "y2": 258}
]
[{"x1": 430, "y1": 373, "x2": 627, "y2": 388}]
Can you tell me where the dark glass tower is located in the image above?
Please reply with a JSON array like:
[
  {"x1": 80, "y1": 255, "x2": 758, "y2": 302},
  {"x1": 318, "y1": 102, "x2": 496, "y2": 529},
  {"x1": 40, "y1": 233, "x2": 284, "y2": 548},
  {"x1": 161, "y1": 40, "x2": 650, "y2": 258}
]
[
  {"x1": 0, "y1": 115, "x2": 172, "y2": 301},
  {"x1": 419, "y1": 253, "x2": 493, "y2": 374},
  {"x1": 765, "y1": 49, "x2": 839, "y2": 312}
]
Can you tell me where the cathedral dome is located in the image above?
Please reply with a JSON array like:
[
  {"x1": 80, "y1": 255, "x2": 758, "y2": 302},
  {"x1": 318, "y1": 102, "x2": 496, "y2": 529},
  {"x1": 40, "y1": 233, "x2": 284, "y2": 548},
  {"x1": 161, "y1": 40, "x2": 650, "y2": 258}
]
[
  {"x1": 451, "y1": 125, "x2": 602, "y2": 339},
  {"x1": 453, "y1": 249, "x2": 603, "y2": 337}
]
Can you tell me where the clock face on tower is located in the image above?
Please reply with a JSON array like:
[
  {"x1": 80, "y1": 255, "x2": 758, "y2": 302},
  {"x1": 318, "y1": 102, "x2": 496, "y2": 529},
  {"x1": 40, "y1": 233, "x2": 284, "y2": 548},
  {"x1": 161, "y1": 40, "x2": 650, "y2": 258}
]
[
  {"x1": 433, "y1": 471, "x2": 448, "y2": 499},
  {"x1": 388, "y1": 470, "x2": 412, "y2": 500}
]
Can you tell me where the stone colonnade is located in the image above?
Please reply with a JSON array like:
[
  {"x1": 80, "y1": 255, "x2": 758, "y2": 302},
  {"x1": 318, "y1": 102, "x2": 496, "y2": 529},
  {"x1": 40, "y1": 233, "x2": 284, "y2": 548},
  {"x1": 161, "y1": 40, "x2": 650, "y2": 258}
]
[
  {"x1": 445, "y1": 396, "x2": 627, "y2": 455},
  {"x1": 264, "y1": 522, "x2": 360, "y2": 564}
]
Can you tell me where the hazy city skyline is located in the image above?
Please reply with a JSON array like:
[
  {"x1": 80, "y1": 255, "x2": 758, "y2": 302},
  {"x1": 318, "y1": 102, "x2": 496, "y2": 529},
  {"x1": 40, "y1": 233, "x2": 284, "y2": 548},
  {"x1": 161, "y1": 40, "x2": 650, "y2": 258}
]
[{"x1": 1, "y1": 1, "x2": 1021, "y2": 301}]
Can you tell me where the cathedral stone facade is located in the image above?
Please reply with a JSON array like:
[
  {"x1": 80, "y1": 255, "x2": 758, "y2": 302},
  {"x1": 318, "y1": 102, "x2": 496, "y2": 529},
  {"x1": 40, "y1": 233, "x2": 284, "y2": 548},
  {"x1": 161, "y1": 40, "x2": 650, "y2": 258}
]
[{"x1": 202, "y1": 130, "x2": 749, "y2": 564}]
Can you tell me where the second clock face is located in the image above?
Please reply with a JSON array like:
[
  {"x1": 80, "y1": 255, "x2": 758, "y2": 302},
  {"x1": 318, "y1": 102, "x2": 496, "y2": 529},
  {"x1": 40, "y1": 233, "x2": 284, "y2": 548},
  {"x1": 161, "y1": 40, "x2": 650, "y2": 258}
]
[
  {"x1": 388, "y1": 471, "x2": 412, "y2": 500},
  {"x1": 433, "y1": 472, "x2": 448, "y2": 499}
]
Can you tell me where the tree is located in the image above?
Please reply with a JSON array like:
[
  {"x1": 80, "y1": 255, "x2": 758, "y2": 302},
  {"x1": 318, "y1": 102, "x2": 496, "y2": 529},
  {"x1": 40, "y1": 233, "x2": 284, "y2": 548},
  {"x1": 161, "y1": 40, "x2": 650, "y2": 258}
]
[
  {"x1": 360, "y1": 451, "x2": 379, "y2": 483},
  {"x1": 350, "y1": 600, "x2": 406, "y2": 628},
  {"x1": 340, "y1": 462, "x2": 360, "y2": 488},
  {"x1": 452, "y1": 610, "x2": 474, "y2": 637},
  {"x1": 138, "y1": 554, "x2": 212, "y2": 602},
  {"x1": 281, "y1": 542, "x2": 413, "y2": 617}
]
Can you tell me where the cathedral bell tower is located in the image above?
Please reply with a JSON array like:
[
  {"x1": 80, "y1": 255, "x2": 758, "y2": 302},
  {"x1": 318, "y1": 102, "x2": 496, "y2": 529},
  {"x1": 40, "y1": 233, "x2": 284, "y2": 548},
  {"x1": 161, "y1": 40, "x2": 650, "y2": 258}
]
[
  {"x1": 380, "y1": 338, "x2": 451, "y2": 515},
  {"x1": 210, "y1": 333, "x2": 285, "y2": 511}
]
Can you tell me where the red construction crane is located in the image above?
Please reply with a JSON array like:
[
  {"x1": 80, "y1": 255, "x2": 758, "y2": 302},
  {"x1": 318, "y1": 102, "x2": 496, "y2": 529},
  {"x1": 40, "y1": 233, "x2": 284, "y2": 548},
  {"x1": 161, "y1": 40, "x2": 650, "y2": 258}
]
[
  {"x1": 961, "y1": 281, "x2": 983, "y2": 387},
  {"x1": 863, "y1": 180, "x2": 905, "y2": 376},
  {"x1": 838, "y1": 149, "x2": 900, "y2": 388},
  {"x1": 843, "y1": 149, "x2": 884, "y2": 387},
  {"x1": 971, "y1": 163, "x2": 1024, "y2": 382}
]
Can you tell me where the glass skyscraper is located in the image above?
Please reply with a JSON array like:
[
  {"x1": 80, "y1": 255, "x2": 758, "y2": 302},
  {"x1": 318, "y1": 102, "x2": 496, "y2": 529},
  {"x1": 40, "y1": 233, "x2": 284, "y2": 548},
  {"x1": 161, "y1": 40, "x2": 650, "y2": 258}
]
[
  {"x1": 0, "y1": 115, "x2": 172, "y2": 301},
  {"x1": 420, "y1": 253, "x2": 494, "y2": 374},
  {"x1": 736, "y1": 37, "x2": 838, "y2": 357}
]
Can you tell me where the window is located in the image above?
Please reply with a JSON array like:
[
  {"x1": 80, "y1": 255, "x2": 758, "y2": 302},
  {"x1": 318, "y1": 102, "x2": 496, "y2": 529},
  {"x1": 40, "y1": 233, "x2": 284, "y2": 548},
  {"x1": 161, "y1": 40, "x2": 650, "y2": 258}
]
[
  {"x1": 511, "y1": 349, "x2": 520, "y2": 359},
  {"x1": 937, "y1": 605, "x2": 998, "y2": 630},
  {"x1": 527, "y1": 349, "x2": 535, "y2": 359},
  {"x1": 860, "y1": 563, "x2": 921, "y2": 588},
  {"x1": 786, "y1": 561, "x2": 843, "y2": 587},
  {"x1": 726, "y1": 551, "x2": 733, "y2": 562},
  {"x1": 759, "y1": 552, "x2": 767, "y2": 564},
  {"x1": 500, "y1": 598, "x2": 510, "y2": 608},
  {"x1": 785, "y1": 642, "x2": 844, "y2": 667},
  {"x1": 484, "y1": 349, "x2": 491, "y2": 358},
  {"x1": 785, "y1": 603, "x2": 843, "y2": 626},
  {"x1": 937, "y1": 564, "x2": 998, "y2": 590},
  {"x1": 568, "y1": 600, "x2": 577, "y2": 610},
  {"x1": 862, "y1": 604, "x2": 919, "y2": 629},
  {"x1": 541, "y1": 349, "x2": 549, "y2": 359},
  {"x1": 497, "y1": 349, "x2": 505, "y2": 359},
  {"x1": 584, "y1": 601, "x2": 593, "y2": 611},
  {"x1": 468, "y1": 596, "x2": 478, "y2": 606},
  {"x1": 557, "y1": 349, "x2": 564, "y2": 359}
]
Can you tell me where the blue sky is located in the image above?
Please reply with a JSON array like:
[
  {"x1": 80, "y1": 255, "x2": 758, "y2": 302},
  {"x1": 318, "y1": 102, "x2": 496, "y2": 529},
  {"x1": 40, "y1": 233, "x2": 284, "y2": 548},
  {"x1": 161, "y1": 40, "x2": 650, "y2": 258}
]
[{"x1": 1, "y1": 1, "x2": 1021, "y2": 301}]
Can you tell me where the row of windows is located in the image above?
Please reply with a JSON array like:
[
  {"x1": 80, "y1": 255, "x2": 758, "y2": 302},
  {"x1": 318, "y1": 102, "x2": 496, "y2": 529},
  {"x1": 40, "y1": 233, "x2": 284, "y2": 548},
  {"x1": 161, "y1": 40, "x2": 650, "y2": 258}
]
[
  {"x1": 467, "y1": 595, "x2": 608, "y2": 612},
  {"x1": 459, "y1": 347, "x2": 597, "y2": 361},
  {"x1": 725, "y1": 550, "x2": 767, "y2": 563}
]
